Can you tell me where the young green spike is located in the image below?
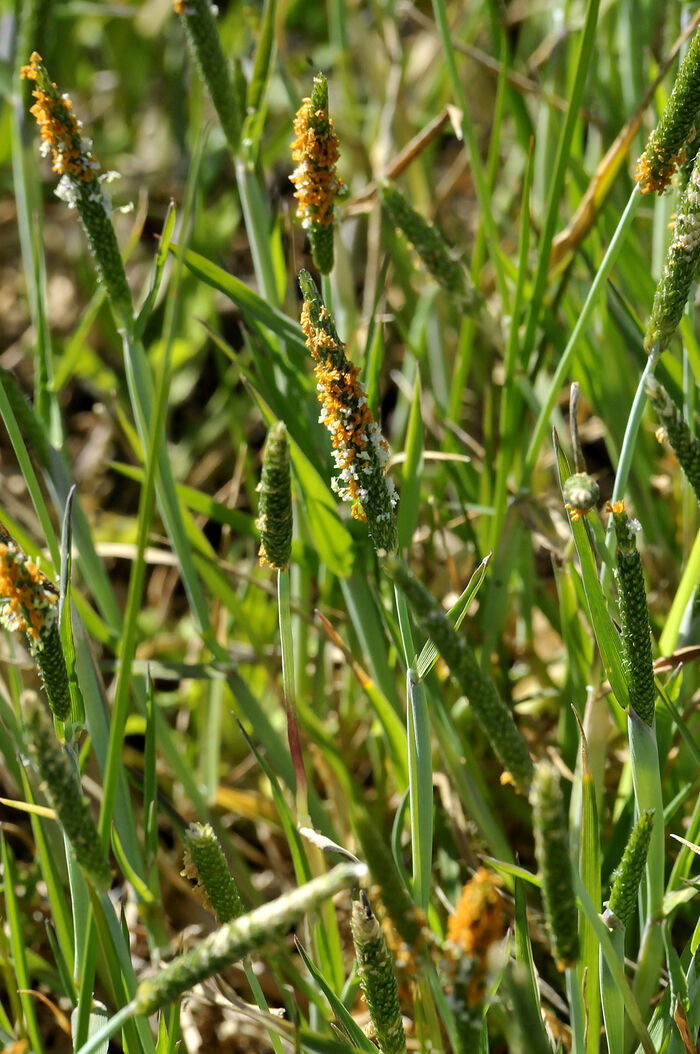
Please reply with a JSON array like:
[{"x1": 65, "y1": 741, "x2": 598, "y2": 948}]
[
  {"x1": 382, "y1": 557, "x2": 533, "y2": 792},
  {"x1": 256, "y1": 422, "x2": 293, "y2": 570},
  {"x1": 636, "y1": 29, "x2": 700, "y2": 194},
  {"x1": 379, "y1": 181, "x2": 480, "y2": 310},
  {"x1": 645, "y1": 374, "x2": 700, "y2": 503},
  {"x1": 351, "y1": 892, "x2": 406, "y2": 1054},
  {"x1": 183, "y1": 823, "x2": 245, "y2": 925},
  {"x1": 299, "y1": 271, "x2": 398, "y2": 551},
  {"x1": 25, "y1": 692, "x2": 112, "y2": 889},
  {"x1": 610, "y1": 502, "x2": 655, "y2": 727},
  {"x1": 605, "y1": 810, "x2": 655, "y2": 928},
  {"x1": 530, "y1": 761, "x2": 579, "y2": 969},
  {"x1": 172, "y1": 0, "x2": 243, "y2": 153}
]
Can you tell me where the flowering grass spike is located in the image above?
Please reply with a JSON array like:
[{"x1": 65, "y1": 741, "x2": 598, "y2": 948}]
[
  {"x1": 25, "y1": 692, "x2": 112, "y2": 888},
  {"x1": 379, "y1": 181, "x2": 480, "y2": 310},
  {"x1": 20, "y1": 52, "x2": 132, "y2": 321},
  {"x1": 644, "y1": 153, "x2": 700, "y2": 353},
  {"x1": 530, "y1": 761, "x2": 579, "y2": 969},
  {"x1": 645, "y1": 374, "x2": 700, "y2": 503},
  {"x1": 0, "y1": 528, "x2": 69, "y2": 720},
  {"x1": 291, "y1": 74, "x2": 343, "y2": 274},
  {"x1": 256, "y1": 421, "x2": 293, "y2": 570},
  {"x1": 183, "y1": 823, "x2": 245, "y2": 925},
  {"x1": 636, "y1": 29, "x2": 700, "y2": 194},
  {"x1": 610, "y1": 502, "x2": 655, "y2": 726},
  {"x1": 299, "y1": 270, "x2": 398, "y2": 551},
  {"x1": 562, "y1": 471, "x2": 600, "y2": 521},
  {"x1": 445, "y1": 869, "x2": 506, "y2": 1047},
  {"x1": 351, "y1": 892, "x2": 406, "y2": 1054},
  {"x1": 605, "y1": 810, "x2": 655, "y2": 928},
  {"x1": 172, "y1": 0, "x2": 243, "y2": 153}
]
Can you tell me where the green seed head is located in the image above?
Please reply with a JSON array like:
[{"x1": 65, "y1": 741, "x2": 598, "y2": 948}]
[
  {"x1": 611, "y1": 502, "x2": 655, "y2": 726},
  {"x1": 256, "y1": 422, "x2": 293, "y2": 571},
  {"x1": 173, "y1": 0, "x2": 243, "y2": 153},
  {"x1": 25, "y1": 692, "x2": 111, "y2": 888},
  {"x1": 530, "y1": 761, "x2": 579, "y2": 969},
  {"x1": 379, "y1": 181, "x2": 480, "y2": 310},
  {"x1": 606, "y1": 810, "x2": 655, "y2": 928},
  {"x1": 183, "y1": 823, "x2": 245, "y2": 924},
  {"x1": 351, "y1": 893, "x2": 406, "y2": 1054}
]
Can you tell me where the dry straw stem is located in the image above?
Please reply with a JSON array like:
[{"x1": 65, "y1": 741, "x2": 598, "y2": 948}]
[
  {"x1": 351, "y1": 893, "x2": 406, "y2": 1054},
  {"x1": 299, "y1": 270, "x2": 398, "y2": 551},
  {"x1": 530, "y1": 761, "x2": 579, "y2": 969},
  {"x1": 382, "y1": 557, "x2": 533, "y2": 792},
  {"x1": 134, "y1": 861, "x2": 366, "y2": 1015},
  {"x1": 290, "y1": 74, "x2": 343, "y2": 274},
  {"x1": 20, "y1": 52, "x2": 132, "y2": 322},
  {"x1": 25, "y1": 692, "x2": 112, "y2": 889},
  {"x1": 605, "y1": 809, "x2": 655, "y2": 928},
  {"x1": 0, "y1": 531, "x2": 69, "y2": 720},
  {"x1": 183, "y1": 823, "x2": 245, "y2": 924},
  {"x1": 256, "y1": 421, "x2": 293, "y2": 570},
  {"x1": 172, "y1": 0, "x2": 243, "y2": 153},
  {"x1": 645, "y1": 374, "x2": 700, "y2": 503},
  {"x1": 644, "y1": 154, "x2": 700, "y2": 353},
  {"x1": 636, "y1": 28, "x2": 700, "y2": 194},
  {"x1": 610, "y1": 502, "x2": 655, "y2": 727}
]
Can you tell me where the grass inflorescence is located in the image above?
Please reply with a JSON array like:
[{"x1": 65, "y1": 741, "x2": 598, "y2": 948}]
[{"x1": 3, "y1": 6, "x2": 700, "y2": 1054}]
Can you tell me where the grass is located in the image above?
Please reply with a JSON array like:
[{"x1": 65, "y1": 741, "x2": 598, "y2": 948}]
[{"x1": 1, "y1": 2, "x2": 700, "y2": 1052}]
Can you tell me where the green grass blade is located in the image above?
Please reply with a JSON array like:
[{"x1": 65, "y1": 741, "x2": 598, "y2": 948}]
[{"x1": 406, "y1": 668, "x2": 432, "y2": 913}]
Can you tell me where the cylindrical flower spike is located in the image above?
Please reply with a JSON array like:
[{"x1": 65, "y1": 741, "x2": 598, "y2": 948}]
[
  {"x1": 290, "y1": 74, "x2": 343, "y2": 274},
  {"x1": 610, "y1": 502, "x2": 656, "y2": 727},
  {"x1": 172, "y1": 0, "x2": 242, "y2": 154},
  {"x1": 644, "y1": 153, "x2": 700, "y2": 353},
  {"x1": 25, "y1": 691, "x2": 112, "y2": 888},
  {"x1": 445, "y1": 869, "x2": 507, "y2": 1048},
  {"x1": 183, "y1": 823, "x2": 245, "y2": 925},
  {"x1": 0, "y1": 531, "x2": 69, "y2": 720},
  {"x1": 645, "y1": 374, "x2": 700, "y2": 503},
  {"x1": 605, "y1": 810, "x2": 655, "y2": 928},
  {"x1": 382, "y1": 557, "x2": 533, "y2": 792},
  {"x1": 299, "y1": 270, "x2": 398, "y2": 551},
  {"x1": 379, "y1": 182, "x2": 480, "y2": 310},
  {"x1": 134, "y1": 861, "x2": 366, "y2": 1016},
  {"x1": 351, "y1": 892, "x2": 406, "y2": 1054},
  {"x1": 256, "y1": 422, "x2": 293, "y2": 570},
  {"x1": 20, "y1": 53, "x2": 132, "y2": 323},
  {"x1": 636, "y1": 30, "x2": 700, "y2": 194},
  {"x1": 530, "y1": 762, "x2": 579, "y2": 969}
]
